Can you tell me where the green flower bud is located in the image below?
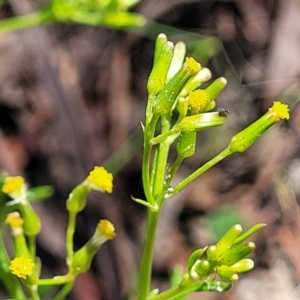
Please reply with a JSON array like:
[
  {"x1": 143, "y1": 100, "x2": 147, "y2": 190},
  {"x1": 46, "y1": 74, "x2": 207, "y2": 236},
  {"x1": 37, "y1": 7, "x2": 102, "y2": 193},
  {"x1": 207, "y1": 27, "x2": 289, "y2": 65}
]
[
  {"x1": 205, "y1": 77, "x2": 227, "y2": 100},
  {"x1": 218, "y1": 242, "x2": 255, "y2": 266},
  {"x1": 216, "y1": 265, "x2": 238, "y2": 282},
  {"x1": 166, "y1": 41, "x2": 186, "y2": 83},
  {"x1": 176, "y1": 97, "x2": 189, "y2": 121},
  {"x1": 229, "y1": 258, "x2": 254, "y2": 273},
  {"x1": 229, "y1": 101, "x2": 289, "y2": 153},
  {"x1": 66, "y1": 184, "x2": 90, "y2": 213},
  {"x1": 216, "y1": 224, "x2": 243, "y2": 255},
  {"x1": 18, "y1": 202, "x2": 41, "y2": 237},
  {"x1": 193, "y1": 259, "x2": 211, "y2": 278},
  {"x1": 5, "y1": 212, "x2": 30, "y2": 258},
  {"x1": 71, "y1": 220, "x2": 116, "y2": 275},
  {"x1": 154, "y1": 57, "x2": 200, "y2": 115},
  {"x1": 187, "y1": 247, "x2": 207, "y2": 272},
  {"x1": 154, "y1": 33, "x2": 168, "y2": 65},
  {"x1": 178, "y1": 112, "x2": 227, "y2": 132},
  {"x1": 207, "y1": 245, "x2": 218, "y2": 261},
  {"x1": 147, "y1": 41, "x2": 174, "y2": 95},
  {"x1": 176, "y1": 131, "x2": 196, "y2": 158},
  {"x1": 233, "y1": 223, "x2": 266, "y2": 246},
  {"x1": 180, "y1": 68, "x2": 212, "y2": 97}
]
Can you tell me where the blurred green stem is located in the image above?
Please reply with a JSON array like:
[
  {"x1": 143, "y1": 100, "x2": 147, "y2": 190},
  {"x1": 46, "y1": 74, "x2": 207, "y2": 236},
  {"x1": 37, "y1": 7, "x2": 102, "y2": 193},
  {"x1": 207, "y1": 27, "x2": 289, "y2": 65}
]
[{"x1": 0, "y1": 10, "x2": 54, "y2": 33}]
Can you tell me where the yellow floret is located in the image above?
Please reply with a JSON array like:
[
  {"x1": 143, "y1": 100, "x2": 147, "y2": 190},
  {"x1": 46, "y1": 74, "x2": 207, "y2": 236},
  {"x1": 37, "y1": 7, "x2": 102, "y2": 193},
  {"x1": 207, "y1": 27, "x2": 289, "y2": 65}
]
[
  {"x1": 188, "y1": 90, "x2": 210, "y2": 113},
  {"x1": 97, "y1": 219, "x2": 116, "y2": 240},
  {"x1": 185, "y1": 57, "x2": 201, "y2": 76},
  {"x1": 87, "y1": 166, "x2": 113, "y2": 193},
  {"x1": 2, "y1": 176, "x2": 25, "y2": 196},
  {"x1": 268, "y1": 101, "x2": 290, "y2": 121},
  {"x1": 5, "y1": 212, "x2": 24, "y2": 228},
  {"x1": 9, "y1": 256, "x2": 34, "y2": 279}
]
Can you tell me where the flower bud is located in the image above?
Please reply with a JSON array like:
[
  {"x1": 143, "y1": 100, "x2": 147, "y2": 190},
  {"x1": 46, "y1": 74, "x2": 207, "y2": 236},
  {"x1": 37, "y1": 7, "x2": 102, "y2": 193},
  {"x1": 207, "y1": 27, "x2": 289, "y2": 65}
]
[
  {"x1": 180, "y1": 68, "x2": 212, "y2": 97},
  {"x1": 166, "y1": 41, "x2": 186, "y2": 83},
  {"x1": 176, "y1": 131, "x2": 196, "y2": 158},
  {"x1": 147, "y1": 41, "x2": 174, "y2": 95},
  {"x1": 178, "y1": 112, "x2": 227, "y2": 132},
  {"x1": 218, "y1": 242, "x2": 255, "y2": 266},
  {"x1": 205, "y1": 77, "x2": 227, "y2": 100},
  {"x1": 229, "y1": 101, "x2": 289, "y2": 153},
  {"x1": 216, "y1": 265, "x2": 238, "y2": 282},
  {"x1": 66, "y1": 184, "x2": 90, "y2": 213},
  {"x1": 154, "y1": 57, "x2": 200, "y2": 115},
  {"x1": 229, "y1": 258, "x2": 254, "y2": 273},
  {"x1": 216, "y1": 224, "x2": 243, "y2": 254},
  {"x1": 18, "y1": 202, "x2": 41, "y2": 237},
  {"x1": 193, "y1": 259, "x2": 211, "y2": 278},
  {"x1": 71, "y1": 220, "x2": 116, "y2": 275},
  {"x1": 5, "y1": 212, "x2": 30, "y2": 258},
  {"x1": 187, "y1": 247, "x2": 207, "y2": 272}
]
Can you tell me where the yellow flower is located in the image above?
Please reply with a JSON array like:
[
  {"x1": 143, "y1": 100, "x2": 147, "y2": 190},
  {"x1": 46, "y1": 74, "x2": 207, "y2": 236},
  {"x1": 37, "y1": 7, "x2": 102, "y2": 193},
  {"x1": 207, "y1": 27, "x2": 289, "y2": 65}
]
[
  {"x1": 87, "y1": 166, "x2": 113, "y2": 193},
  {"x1": 185, "y1": 57, "x2": 201, "y2": 75},
  {"x1": 2, "y1": 176, "x2": 25, "y2": 198},
  {"x1": 5, "y1": 212, "x2": 24, "y2": 228},
  {"x1": 268, "y1": 101, "x2": 290, "y2": 121},
  {"x1": 9, "y1": 256, "x2": 34, "y2": 279},
  {"x1": 188, "y1": 90, "x2": 210, "y2": 113},
  {"x1": 97, "y1": 219, "x2": 116, "y2": 240}
]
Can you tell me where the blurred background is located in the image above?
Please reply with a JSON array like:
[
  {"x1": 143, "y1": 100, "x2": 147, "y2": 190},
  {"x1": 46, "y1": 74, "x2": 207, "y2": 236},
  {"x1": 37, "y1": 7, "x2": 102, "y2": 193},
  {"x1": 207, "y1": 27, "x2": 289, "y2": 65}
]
[{"x1": 0, "y1": 0, "x2": 300, "y2": 299}]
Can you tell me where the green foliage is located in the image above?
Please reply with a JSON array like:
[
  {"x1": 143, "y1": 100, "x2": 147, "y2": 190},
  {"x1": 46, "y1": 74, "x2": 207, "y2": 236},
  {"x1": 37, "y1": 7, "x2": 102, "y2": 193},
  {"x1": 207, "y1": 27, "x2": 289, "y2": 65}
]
[{"x1": 0, "y1": 0, "x2": 145, "y2": 32}]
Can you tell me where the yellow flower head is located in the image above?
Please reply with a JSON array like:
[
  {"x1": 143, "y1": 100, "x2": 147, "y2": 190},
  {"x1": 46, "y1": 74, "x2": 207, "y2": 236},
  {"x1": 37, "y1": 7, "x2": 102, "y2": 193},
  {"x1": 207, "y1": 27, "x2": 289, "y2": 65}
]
[
  {"x1": 188, "y1": 90, "x2": 210, "y2": 113},
  {"x1": 268, "y1": 101, "x2": 290, "y2": 121},
  {"x1": 2, "y1": 176, "x2": 25, "y2": 198},
  {"x1": 97, "y1": 219, "x2": 116, "y2": 240},
  {"x1": 185, "y1": 57, "x2": 201, "y2": 76},
  {"x1": 5, "y1": 212, "x2": 24, "y2": 228},
  {"x1": 87, "y1": 166, "x2": 113, "y2": 193},
  {"x1": 9, "y1": 256, "x2": 34, "y2": 279}
]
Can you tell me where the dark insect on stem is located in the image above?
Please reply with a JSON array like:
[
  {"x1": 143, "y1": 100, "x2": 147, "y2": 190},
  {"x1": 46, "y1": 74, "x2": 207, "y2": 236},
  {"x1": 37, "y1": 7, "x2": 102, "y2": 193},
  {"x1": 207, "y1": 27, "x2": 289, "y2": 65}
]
[{"x1": 217, "y1": 108, "x2": 229, "y2": 117}]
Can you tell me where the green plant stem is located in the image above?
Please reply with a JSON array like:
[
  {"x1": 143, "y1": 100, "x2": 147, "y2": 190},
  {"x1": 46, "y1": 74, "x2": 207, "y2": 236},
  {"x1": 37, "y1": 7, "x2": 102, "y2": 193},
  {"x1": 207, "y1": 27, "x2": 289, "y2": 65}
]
[
  {"x1": 38, "y1": 275, "x2": 72, "y2": 286},
  {"x1": 153, "y1": 281, "x2": 205, "y2": 300},
  {"x1": 152, "y1": 115, "x2": 171, "y2": 198},
  {"x1": 53, "y1": 281, "x2": 75, "y2": 300},
  {"x1": 28, "y1": 236, "x2": 36, "y2": 258},
  {"x1": 143, "y1": 116, "x2": 159, "y2": 207},
  {"x1": 168, "y1": 156, "x2": 184, "y2": 181},
  {"x1": 0, "y1": 230, "x2": 26, "y2": 299},
  {"x1": 29, "y1": 285, "x2": 40, "y2": 300},
  {"x1": 137, "y1": 209, "x2": 161, "y2": 300},
  {"x1": 0, "y1": 10, "x2": 54, "y2": 33},
  {"x1": 66, "y1": 212, "x2": 77, "y2": 267},
  {"x1": 167, "y1": 147, "x2": 232, "y2": 198}
]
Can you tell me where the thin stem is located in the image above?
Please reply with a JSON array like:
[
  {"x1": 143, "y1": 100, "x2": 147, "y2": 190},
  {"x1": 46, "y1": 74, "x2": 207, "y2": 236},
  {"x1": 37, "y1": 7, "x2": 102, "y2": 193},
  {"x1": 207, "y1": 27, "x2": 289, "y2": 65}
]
[
  {"x1": 28, "y1": 285, "x2": 40, "y2": 300},
  {"x1": 152, "y1": 115, "x2": 171, "y2": 198},
  {"x1": 38, "y1": 275, "x2": 72, "y2": 286},
  {"x1": 0, "y1": 10, "x2": 54, "y2": 33},
  {"x1": 142, "y1": 116, "x2": 159, "y2": 207},
  {"x1": 66, "y1": 212, "x2": 77, "y2": 268},
  {"x1": 28, "y1": 236, "x2": 36, "y2": 258},
  {"x1": 167, "y1": 147, "x2": 232, "y2": 198},
  {"x1": 151, "y1": 127, "x2": 180, "y2": 145},
  {"x1": 137, "y1": 209, "x2": 161, "y2": 300},
  {"x1": 168, "y1": 156, "x2": 184, "y2": 181},
  {"x1": 153, "y1": 281, "x2": 205, "y2": 300},
  {"x1": 53, "y1": 281, "x2": 75, "y2": 300}
]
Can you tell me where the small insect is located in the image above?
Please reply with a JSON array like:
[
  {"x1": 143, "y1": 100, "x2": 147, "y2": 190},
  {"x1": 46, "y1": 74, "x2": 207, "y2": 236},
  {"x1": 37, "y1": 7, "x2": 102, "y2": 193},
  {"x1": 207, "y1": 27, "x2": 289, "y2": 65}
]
[{"x1": 217, "y1": 108, "x2": 229, "y2": 117}]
